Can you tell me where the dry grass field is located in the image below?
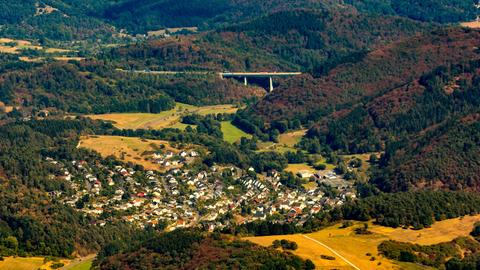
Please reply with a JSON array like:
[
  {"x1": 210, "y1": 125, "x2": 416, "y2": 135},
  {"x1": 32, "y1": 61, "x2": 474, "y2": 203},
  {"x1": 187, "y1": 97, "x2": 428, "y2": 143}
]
[
  {"x1": 279, "y1": 129, "x2": 307, "y2": 147},
  {"x1": 369, "y1": 215, "x2": 480, "y2": 245},
  {"x1": 79, "y1": 135, "x2": 182, "y2": 171},
  {"x1": 461, "y1": 21, "x2": 480, "y2": 28},
  {"x1": 87, "y1": 103, "x2": 239, "y2": 130},
  {"x1": 285, "y1": 163, "x2": 316, "y2": 174},
  {"x1": 257, "y1": 129, "x2": 307, "y2": 153},
  {"x1": 245, "y1": 215, "x2": 480, "y2": 270},
  {"x1": 0, "y1": 256, "x2": 70, "y2": 270}
]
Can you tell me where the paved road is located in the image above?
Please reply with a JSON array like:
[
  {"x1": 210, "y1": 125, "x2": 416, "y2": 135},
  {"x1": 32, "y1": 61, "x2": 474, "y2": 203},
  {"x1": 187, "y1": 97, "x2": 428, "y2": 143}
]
[{"x1": 301, "y1": 235, "x2": 362, "y2": 270}]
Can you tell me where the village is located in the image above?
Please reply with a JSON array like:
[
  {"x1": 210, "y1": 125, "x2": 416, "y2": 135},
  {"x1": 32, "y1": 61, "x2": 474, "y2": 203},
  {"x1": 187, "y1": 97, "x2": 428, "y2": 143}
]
[{"x1": 47, "y1": 149, "x2": 357, "y2": 232}]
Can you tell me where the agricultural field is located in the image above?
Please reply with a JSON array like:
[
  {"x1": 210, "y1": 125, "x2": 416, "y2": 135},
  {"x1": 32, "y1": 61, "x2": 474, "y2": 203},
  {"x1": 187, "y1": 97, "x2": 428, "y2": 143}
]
[
  {"x1": 0, "y1": 37, "x2": 79, "y2": 61},
  {"x1": 0, "y1": 256, "x2": 70, "y2": 270},
  {"x1": 79, "y1": 135, "x2": 187, "y2": 171},
  {"x1": 461, "y1": 21, "x2": 480, "y2": 28},
  {"x1": 86, "y1": 103, "x2": 239, "y2": 130},
  {"x1": 369, "y1": 215, "x2": 480, "y2": 245},
  {"x1": 279, "y1": 129, "x2": 307, "y2": 147},
  {"x1": 62, "y1": 255, "x2": 95, "y2": 270},
  {"x1": 257, "y1": 129, "x2": 307, "y2": 153},
  {"x1": 285, "y1": 163, "x2": 316, "y2": 175},
  {"x1": 245, "y1": 216, "x2": 480, "y2": 270},
  {"x1": 221, "y1": 121, "x2": 252, "y2": 143}
]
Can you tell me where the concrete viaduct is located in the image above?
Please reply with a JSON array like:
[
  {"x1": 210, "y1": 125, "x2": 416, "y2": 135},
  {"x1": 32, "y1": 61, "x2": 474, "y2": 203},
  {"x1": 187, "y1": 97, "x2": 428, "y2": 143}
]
[
  {"x1": 220, "y1": 72, "x2": 302, "y2": 92},
  {"x1": 117, "y1": 69, "x2": 302, "y2": 92}
]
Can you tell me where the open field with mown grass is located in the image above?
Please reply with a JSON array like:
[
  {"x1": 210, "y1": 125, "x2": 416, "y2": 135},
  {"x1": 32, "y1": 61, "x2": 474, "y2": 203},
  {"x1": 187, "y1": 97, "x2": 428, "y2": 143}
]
[
  {"x1": 86, "y1": 103, "x2": 239, "y2": 130},
  {"x1": 285, "y1": 163, "x2": 316, "y2": 174},
  {"x1": 461, "y1": 21, "x2": 480, "y2": 28},
  {"x1": 0, "y1": 256, "x2": 70, "y2": 270},
  {"x1": 0, "y1": 37, "x2": 77, "y2": 59},
  {"x1": 62, "y1": 255, "x2": 95, "y2": 270},
  {"x1": 79, "y1": 135, "x2": 183, "y2": 171},
  {"x1": 369, "y1": 215, "x2": 480, "y2": 245},
  {"x1": 257, "y1": 129, "x2": 307, "y2": 153},
  {"x1": 279, "y1": 129, "x2": 307, "y2": 147},
  {"x1": 245, "y1": 215, "x2": 480, "y2": 269},
  {"x1": 221, "y1": 121, "x2": 252, "y2": 143}
]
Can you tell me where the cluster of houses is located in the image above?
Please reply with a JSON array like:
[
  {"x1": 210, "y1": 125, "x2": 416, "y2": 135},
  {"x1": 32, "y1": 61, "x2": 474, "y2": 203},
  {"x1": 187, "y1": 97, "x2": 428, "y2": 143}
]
[
  {"x1": 151, "y1": 150, "x2": 198, "y2": 169},
  {"x1": 48, "y1": 152, "x2": 358, "y2": 232}
]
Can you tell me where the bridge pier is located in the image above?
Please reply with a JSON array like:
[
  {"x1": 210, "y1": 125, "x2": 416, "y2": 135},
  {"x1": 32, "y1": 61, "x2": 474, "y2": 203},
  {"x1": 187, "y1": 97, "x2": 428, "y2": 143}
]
[{"x1": 269, "y1": 77, "x2": 273, "y2": 92}]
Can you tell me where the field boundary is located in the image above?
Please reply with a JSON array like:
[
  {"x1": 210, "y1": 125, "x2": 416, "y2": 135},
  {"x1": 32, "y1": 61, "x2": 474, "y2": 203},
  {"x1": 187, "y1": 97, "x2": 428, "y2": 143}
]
[{"x1": 302, "y1": 235, "x2": 361, "y2": 270}]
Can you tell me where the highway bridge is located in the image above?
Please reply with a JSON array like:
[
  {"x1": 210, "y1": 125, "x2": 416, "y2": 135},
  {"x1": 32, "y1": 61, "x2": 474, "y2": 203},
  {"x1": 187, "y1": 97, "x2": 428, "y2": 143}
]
[
  {"x1": 117, "y1": 69, "x2": 302, "y2": 92},
  {"x1": 220, "y1": 72, "x2": 302, "y2": 92}
]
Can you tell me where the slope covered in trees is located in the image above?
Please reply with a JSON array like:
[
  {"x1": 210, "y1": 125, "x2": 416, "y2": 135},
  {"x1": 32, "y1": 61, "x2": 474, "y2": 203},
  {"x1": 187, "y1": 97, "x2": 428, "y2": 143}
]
[
  {"x1": 248, "y1": 28, "x2": 480, "y2": 123},
  {"x1": 102, "y1": 0, "x2": 477, "y2": 33},
  {"x1": 106, "y1": 9, "x2": 430, "y2": 74},
  {"x1": 0, "y1": 0, "x2": 475, "y2": 41},
  {"x1": 0, "y1": 60, "x2": 264, "y2": 114},
  {"x1": 95, "y1": 229, "x2": 315, "y2": 270},
  {"x1": 0, "y1": 119, "x2": 136, "y2": 258}
]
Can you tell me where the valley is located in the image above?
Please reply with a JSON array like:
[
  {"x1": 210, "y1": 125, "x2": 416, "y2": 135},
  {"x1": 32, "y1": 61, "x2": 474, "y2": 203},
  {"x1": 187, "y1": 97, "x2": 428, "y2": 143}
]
[{"x1": 1, "y1": 0, "x2": 480, "y2": 269}]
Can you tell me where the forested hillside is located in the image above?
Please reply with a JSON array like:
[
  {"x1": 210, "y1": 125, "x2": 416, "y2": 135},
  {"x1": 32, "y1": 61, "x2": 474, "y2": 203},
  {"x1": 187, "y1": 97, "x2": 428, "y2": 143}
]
[
  {"x1": 95, "y1": 229, "x2": 315, "y2": 269},
  {"x1": 0, "y1": 60, "x2": 264, "y2": 113},
  {"x1": 0, "y1": 0, "x2": 475, "y2": 41},
  {"x1": 248, "y1": 28, "x2": 480, "y2": 123},
  {"x1": 106, "y1": 9, "x2": 429, "y2": 74},
  {"x1": 0, "y1": 119, "x2": 137, "y2": 257},
  {"x1": 346, "y1": 0, "x2": 477, "y2": 23}
]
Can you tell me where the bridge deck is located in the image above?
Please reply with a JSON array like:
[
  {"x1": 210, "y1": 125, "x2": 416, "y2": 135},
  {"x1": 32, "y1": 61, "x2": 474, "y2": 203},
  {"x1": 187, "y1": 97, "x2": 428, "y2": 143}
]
[{"x1": 221, "y1": 72, "x2": 302, "y2": 78}]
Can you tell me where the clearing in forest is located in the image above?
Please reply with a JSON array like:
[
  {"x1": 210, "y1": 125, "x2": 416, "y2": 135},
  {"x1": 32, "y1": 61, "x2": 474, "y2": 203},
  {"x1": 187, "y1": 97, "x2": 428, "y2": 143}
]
[
  {"x1": 87, "y1": 103, "x2": 239, "y2": 130},
  {"x1": 221, "y1": 121, "x2": 252, "y2": 143}
]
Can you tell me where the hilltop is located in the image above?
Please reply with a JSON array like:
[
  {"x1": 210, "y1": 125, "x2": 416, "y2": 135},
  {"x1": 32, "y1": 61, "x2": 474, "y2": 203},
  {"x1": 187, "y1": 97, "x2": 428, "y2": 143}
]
[{"x1": 0, "y1": 0, "x2": 476, "y2": 41}]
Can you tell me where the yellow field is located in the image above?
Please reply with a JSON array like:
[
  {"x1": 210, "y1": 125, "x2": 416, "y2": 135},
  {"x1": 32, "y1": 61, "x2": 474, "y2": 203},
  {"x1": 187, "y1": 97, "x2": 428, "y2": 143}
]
[
  {"x1": 86, "y1": 103, "x2": 239, "y2": 130},
  {"x1": 245, "y1": 216, "x2": 480, "y2": 270},
  {"x1": 53, "y1": 56, "x2": 85, "y2": 62},
  {"x1": 245, "y1": 234, "x2": 352, "y2": 269},
  {"x1": 285, "y1": 163, "x2": 316, "y2": 174},
  {"x1": 369, "y1": 215, "x2": 480, "y2": 245},
  {"x1": 79, "y1": 135, "x2": 182, "y2": 171},
  {"x1": 461, "y1": 21, "x2": 480, "y2": 28},
  {"x1": 0, "y1": 256, "x2": 70, "y2": 270},
  {"x1": 257, "y1": 129, "x2": 306, "y2": 153},
  {"x1": 278, "y1": 129, "x2": 307, "y2": 147}
]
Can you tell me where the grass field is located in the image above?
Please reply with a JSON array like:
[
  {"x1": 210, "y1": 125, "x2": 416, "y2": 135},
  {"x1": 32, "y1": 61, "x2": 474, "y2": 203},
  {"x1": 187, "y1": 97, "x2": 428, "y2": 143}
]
[
  {"x1": 63, "y1": 256, "x2": 94, "y2": 270},
  {"x1": 0, "y1": 37, "x2": 73, "y2": 57},
  {"x1": 369, "y1": 215, "x2": 480, "y2": 245},
  {"x1": 0, "y1": 256, "x2": 71, "y2": 270},
  {"x1": 79, "y1": 135, "x2": 183, "y2": 171},
  {"x1": 279, "y1": 129, "x2": 307, "y2": 147},
  {"x1": 461, "y1": 21, "x2": 480, "y2": 28},
  {"x1": 87, "y1": 103, "x2": 239, "y2": 130},
  {"x1": 245, "y1": 216, "x2": 480, "y2": 269},
  {"x1": 257, "y1": 129, "x2": 307, "y2": 154},
  {"x1": 285, "y1": 163, "x2": 316, "y2": 174},
  {"x1": 221, "y1": 121, "x2": 252, "y2": 143}
]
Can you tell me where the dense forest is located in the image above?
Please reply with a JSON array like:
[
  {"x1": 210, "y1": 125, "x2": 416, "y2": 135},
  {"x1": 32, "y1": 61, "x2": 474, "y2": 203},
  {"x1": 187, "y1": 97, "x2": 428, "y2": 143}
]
[
  {"x1": 0, "y1": 0, "x2": 474, "y2": 41},
  {"x1": 0, "y1": 119, "x2": 139, "y2": 257},
  {"x1": 104, "y1": 9, "x2": 430, "y2": 75},
  {"x1": 95, "y1": 229, "x2": 315, "y2": 269},
  {"x1": 0, "y1": 60, "x2": 264, "y2": 113}
]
